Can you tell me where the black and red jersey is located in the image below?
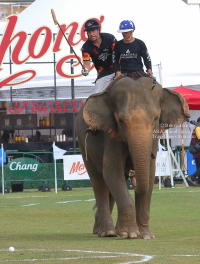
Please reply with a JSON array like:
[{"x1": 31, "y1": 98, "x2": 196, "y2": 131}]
[
  {"x1": 82, "y1": 33, "x2": 117, "y2": 75},
  {"x1": 113, "y1": 38, "x2": 152, "y2": 73}
]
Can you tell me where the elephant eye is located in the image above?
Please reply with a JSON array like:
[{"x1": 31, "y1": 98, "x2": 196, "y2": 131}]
[
  {"x1": 118, "y1": 119, "x2": 126, "y2": 129},
  {"x1": 154, "y1": 116, "x2": 158, "y2": 121},
  {"x1": 119, "y1": 119, "x2": 124, "y2": 125}
]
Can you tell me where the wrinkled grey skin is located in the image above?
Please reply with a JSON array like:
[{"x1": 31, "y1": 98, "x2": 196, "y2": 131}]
[{"x1": 76, "y1": 77, "x2": 190, "y2": 239}]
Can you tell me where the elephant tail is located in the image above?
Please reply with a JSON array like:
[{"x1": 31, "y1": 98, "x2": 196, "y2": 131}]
[{"x1": 93, "y1": 203, "x2": 97, "y2": 210}]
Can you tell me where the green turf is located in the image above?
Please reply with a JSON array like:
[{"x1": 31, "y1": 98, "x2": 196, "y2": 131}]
[{"x1": 0, "y1": 186, "x2": 200, "y2": 264}]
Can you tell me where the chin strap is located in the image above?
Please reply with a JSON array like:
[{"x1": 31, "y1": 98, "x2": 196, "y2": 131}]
[{"x1": 126, "y1": 34, "x2": 133, "y2": 41}]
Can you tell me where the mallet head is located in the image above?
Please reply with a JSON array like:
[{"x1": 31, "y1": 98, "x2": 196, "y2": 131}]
[{"x1": 51, "y1": 9, "x2": 58, "y2": 25}]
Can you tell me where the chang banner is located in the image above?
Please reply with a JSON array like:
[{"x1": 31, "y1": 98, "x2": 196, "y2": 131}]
[{"x1": 7, "y1": 157, "x2": 42, "y2": 177}]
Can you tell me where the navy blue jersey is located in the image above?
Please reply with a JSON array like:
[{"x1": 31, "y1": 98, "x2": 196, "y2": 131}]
[
  {"x1": 113, "y1": 38, "x2": 152, "y2": 73},
  {"x1": 82, "y1": 33, "x2": 116, "y2": 74}
]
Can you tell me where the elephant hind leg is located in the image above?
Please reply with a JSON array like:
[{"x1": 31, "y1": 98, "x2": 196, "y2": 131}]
[
  {"x1": 82, "y1": 157, "x2": 115, "y2": 237},
  {"x1": 92, "y1": 176, "x2": 116, "y2": 237},
  {"x1": 93, "y1": 191, "x2": 115, "y2": 235},
  {"x1": 92, "y1": 179, "x2": 116, "y2": 237},
  {"x1": 77, "y1": 128, "x2": 115, "y2": 237}
]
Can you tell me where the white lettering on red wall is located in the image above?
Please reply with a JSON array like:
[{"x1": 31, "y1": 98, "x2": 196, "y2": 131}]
[{"x1": 5, "y1": 99, "x2": 85, "y2": 114}]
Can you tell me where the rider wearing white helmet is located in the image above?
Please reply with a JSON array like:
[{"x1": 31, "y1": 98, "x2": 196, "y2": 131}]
[{"x1": 113, "y1": 20, "x2": 153, "y2": 79}]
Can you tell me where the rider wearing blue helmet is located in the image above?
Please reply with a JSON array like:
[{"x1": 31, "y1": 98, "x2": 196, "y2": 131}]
[{"x1": 113, "y1": 20, "x2": 152, "y2": 79}]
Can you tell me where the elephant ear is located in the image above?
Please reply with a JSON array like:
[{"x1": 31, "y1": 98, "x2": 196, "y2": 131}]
[
  {"x1": 160, "y1": 88, "x2": 190, "y2": 132},
  {"x1": 83, "y1": 93, "x2": 120, "y2": 140}
]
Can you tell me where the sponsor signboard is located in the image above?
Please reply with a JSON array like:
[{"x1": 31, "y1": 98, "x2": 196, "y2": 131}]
[
  {"x1": 7, "y1": 157, "x2": 42, "y2": 177},
  {"x1": 0, "y1": 15, "x2": 104, "y2": 89},
  {"x1": 63, "y1": 155, "x2": 89, "y2": 180},
  {"x1": 63, "y1": 152, "x2": 171, "y2": 180},
  {"x1": 155, "y1": 151, "x2": 170, "y2": 176},
  {"x1": 63, "y1": 153, "x2": 171, "y2": 179}
]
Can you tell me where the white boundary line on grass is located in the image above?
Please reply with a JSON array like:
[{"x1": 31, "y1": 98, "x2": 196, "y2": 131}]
[
  {"x1": 3, "y1": 189, "x2": 200, "y2": 200},
  {"x1": 0, "y1": 249, "x2": 153, "y2": 263},
  {"x1": 5, "y1": 193, "x2": 94, "y2": 199},
  {"x1": 1, "y1": 190, "x2": 199, "y2": 208},
  {"x1": 0, "y1": 198, "x2": 96, "y2": 208},
  {"x1": 1, "y1": 249, "x2": 200, "y2": 263}
]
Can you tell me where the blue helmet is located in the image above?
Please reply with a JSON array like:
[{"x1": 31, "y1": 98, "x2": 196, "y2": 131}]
[{"x1": 117, "y1": 20, "x2": 135, "y2": 33}]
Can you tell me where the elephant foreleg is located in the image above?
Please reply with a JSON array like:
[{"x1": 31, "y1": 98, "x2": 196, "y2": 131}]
[
  {"x1": 103, "y1": 138, "x2": 139, "y2": 238},
  {"x1": 135, "y1": 158, "x2": 156, "y2": 239}
]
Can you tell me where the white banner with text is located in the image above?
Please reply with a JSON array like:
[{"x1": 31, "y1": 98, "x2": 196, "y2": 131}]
[
  {"x1": 63, "y1": 155, "x2": 89, "y2": 180},
  {"x1": 63, "y1": 152, "x2": 170, "y2": 180},
  {"x1": 155, "y1": 151, "x2": 170, "y2": 176}
]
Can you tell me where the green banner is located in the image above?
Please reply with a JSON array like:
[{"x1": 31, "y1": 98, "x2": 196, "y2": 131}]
[{"x1": 7, "y1": 157, "x2": 42, "y2": 177}]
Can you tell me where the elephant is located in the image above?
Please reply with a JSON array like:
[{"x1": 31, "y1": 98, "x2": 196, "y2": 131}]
[{"x1": 76, "y1": 76, "x2": 190, "y2": 239}]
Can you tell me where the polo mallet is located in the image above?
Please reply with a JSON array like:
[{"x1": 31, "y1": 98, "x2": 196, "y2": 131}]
[
  {"x1": 187, "y1": 118, "x2": 200, "y2": 127},
  {"x1": 51, "y1": 9, "x2": 85, "y2": 70}
]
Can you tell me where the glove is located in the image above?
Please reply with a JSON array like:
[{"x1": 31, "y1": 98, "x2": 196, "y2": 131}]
[{"x1": 81, "y1": 68, "x2": 89, "y2": 76}]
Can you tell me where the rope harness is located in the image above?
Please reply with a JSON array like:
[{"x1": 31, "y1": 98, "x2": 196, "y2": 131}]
[{"x1": 85, "y1": 132, "x2": 89, "y2": 161}]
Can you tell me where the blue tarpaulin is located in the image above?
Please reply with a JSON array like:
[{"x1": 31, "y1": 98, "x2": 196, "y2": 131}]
[{"x1": 187, "y1": 151, "x2": 196, "y2": 175}]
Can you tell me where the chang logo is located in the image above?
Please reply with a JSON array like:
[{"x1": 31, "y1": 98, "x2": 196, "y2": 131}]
[
  {"x1": 10, "y1": 162, "x2": 38, "y2": 172},
  {"x1": 8, "y1": 157, "x2": 41, "y2": 177}
]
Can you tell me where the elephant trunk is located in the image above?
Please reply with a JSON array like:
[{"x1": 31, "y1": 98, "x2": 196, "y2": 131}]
[{"x1": 127, "y1": 126, "x2": 153, "y2": 196}]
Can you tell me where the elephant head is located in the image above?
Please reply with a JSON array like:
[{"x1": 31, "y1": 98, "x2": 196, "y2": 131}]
[{"x1": 83, "y1": 77, "x2": 190, "y2": 195}]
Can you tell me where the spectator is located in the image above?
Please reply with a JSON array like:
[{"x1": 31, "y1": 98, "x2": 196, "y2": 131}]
[
  {"x1": 2, "y1": 130, "x2": 9, "y2": 143},
  {"x1": 35, "y1": 131, "x2": 41, "y2": 142},
  {"x1": 188, "y1": 117, "x2": 200, "y2": 186},
  {"x1": 129, "y1": 170, "x2": 136, "y2": 189}
]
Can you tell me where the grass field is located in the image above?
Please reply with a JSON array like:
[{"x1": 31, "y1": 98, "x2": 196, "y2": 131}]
[{"x1": 0, "y1": 185, "x2": 200, "y2": 264}]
